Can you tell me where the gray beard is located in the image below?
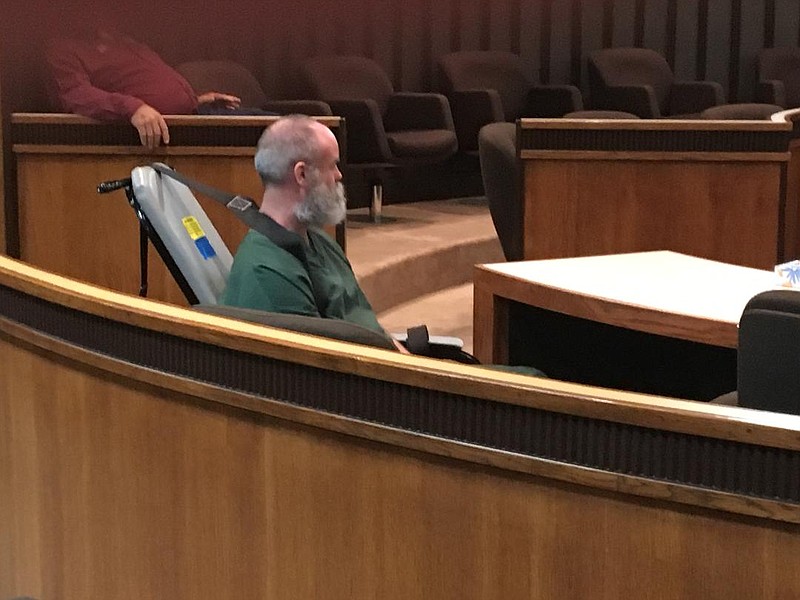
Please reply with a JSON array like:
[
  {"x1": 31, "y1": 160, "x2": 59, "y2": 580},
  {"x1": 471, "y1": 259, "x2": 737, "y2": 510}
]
[{"x1": 294, "y1": 181, "x2": 347, "y2": 228}]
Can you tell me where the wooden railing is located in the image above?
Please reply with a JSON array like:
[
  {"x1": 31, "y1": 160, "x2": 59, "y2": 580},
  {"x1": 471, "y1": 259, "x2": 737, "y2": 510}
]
[
  {"x1": 517, "y1": 116, "x2": 794, "y2": 269},
  {"x1": 1, "y1": 256, "x2": 798, "y2": 599}
]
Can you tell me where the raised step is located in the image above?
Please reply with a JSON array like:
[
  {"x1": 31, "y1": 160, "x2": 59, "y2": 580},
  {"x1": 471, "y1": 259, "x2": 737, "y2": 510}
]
[{"x1": 346, "y1": 197, "x2": 503, "y2": 315}]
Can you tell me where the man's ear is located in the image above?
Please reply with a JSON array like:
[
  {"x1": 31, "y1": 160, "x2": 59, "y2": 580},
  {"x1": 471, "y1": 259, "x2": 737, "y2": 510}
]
[{"x1": 293, "y1": 161, "x2": 308, "y2": 187}]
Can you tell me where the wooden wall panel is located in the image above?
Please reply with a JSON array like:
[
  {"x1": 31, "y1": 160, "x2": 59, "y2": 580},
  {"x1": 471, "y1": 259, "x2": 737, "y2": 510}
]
[
  {"x1": 642, "y1": 0, "x2": 670, "y2": 54},
  {"x1": 518, "y1": 1, "x2": 544, "y2": 79},
  {"x1": 488, "y1": 0, "x2": 514, "y2": 53},
  {"x1": 673, "y1": 0, "x2": 700, "y2": 80},
  {"x1": 4, "y1": 0, "x2": 800, "y2": 223},
  {"x1": 2, "y1": 256, "x2": 800, "y2": 599},
  {"x1": 704, "y1": 0, "x2": 734, "y2": 99},
  {"x1": 522, "y1": 160, "x2": 784, "y2": 269},
  {"x1": 736, "y1": 0, "x2": 767, "y2": 102},
  {"x1": 579, "y1": 1, "x2": 606, "y2": 98},
  {"x1": 611, "y1": 0, "x2": 638, "y2": 48},
  {"x1": 5, "y1": 325, "x2": 800, "y2": 600},
  {"x1": 548, "y1": 0, "x2": 574, "y2": 84},
  {"x1": 400, "y1": 0, "x2": 428, "y2": 92},
  {"x1": 4, "y1": 0, "x2": 800, "y2": 109},
  {"x1": 773, "y1": 0, "x2": 800, "y2": 47}
]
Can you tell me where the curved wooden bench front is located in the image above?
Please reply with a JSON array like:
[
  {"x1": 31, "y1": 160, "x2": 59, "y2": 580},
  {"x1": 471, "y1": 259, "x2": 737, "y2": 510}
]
[{"x1": 1, "y1": 256, "x2": 799, "y2": 599}]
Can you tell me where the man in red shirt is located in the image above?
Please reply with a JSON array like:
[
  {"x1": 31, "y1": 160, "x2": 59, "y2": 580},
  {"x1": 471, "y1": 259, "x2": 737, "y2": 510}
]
[{"x1": 46, "y1": 25, "x2": 245, "y2": 149}]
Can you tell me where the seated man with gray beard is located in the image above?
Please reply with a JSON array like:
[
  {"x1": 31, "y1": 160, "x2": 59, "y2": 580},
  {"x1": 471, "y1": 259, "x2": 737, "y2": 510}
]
[
  {"x1": 221, "y1": 115, "x2": 397, "y2": 346},
  {"x1": 222, "y1": 115, "x2": 546, "y2": 369}
]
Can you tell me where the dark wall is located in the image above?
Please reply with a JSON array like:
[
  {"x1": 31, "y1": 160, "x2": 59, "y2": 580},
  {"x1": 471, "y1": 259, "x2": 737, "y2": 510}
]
[{"x1": 3, "y1": 0, "x2": 800, "y2": 115}]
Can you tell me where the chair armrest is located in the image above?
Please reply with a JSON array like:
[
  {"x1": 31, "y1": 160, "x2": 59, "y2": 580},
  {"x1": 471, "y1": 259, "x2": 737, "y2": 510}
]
[
  {"x1": 328, "y1": 99, "x2": 393, "y2": 163},
  {"x1": 756, "y1": 80, "x2": 785, "y2": 107},
  {"x1": 194, "y1": 305, "x2": 399, "y2": 350},
  {"x1": 525, "y1": 84, "x2": 584, "y2": 116},
  {"x1": 392, "y1": 331, "x2": 464, "y2": 348},
  {"x1": 392, "y1": 330, "x2": 480, "y2": 364},
  {"x1": 447, "y1": 89, "x2": 504, "y2": 152},
  {"x1": 262, "y1": 99, "x2": 333, "y2": 116},
  {"x1": 669, "y1": 81, "x2": 725, "y2": 114},
  {"x1": 385, "y1": 92, "x2": 455, "y2": 132},
  {"x1": 599, "y1": 84, "x2": 661, "y2": 118}
]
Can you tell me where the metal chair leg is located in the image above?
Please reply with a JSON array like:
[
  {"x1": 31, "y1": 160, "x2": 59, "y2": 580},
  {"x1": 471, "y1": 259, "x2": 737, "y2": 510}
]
[{"x1": 369, "y1": 183, "x2": 383, "y2": 223}]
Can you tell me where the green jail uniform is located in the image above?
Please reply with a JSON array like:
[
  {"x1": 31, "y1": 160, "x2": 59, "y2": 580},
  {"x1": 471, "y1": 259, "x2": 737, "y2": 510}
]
[{"x1": 221, "y1": 220, "x2": 389, "y2": 339}]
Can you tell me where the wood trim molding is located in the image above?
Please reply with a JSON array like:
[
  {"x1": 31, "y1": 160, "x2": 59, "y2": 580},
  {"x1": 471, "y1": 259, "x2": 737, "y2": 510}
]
[
  {"x1": 10, "y1": 113, "x2": 343, "y2": 149},
  {"x1": 11, "y1": 112, "x2": 342, "y2": 128},
  {"x1": 12, "y1": 144, "x2": 259, "y2": 156},
  {"x1": 2, "y1": 255, "x2": 799, "y2": 448},
  {"x1": 521, "y1": 118, "x2": 792, "y2": 132},
  {"x1": 517, "y1": 119, "x2": 793, "y2": 155},
  {"x1": 4, "y1": 302, "x2": 800, "y2": 525},
  {"x1": 1, "y1": 256, "x2": 799, "y2": 523},
  {"x1": 519, "y1": 150, "x2": 791, "y2": 162}
]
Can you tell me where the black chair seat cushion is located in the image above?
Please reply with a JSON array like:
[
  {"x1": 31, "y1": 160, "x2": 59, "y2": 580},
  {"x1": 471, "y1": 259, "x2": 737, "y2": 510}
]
[
  {"x1": 700, "y1": 103, "x2": 783, "y2": 120},
  {"x1": 386, "y1": 129, "x2": 458, "y2": 158}
]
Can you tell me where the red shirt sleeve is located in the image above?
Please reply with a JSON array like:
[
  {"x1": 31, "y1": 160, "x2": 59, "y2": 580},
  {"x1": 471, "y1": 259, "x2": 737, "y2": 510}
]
[{"x1": 46, "y1": 38, "x2": 145, "y2": 121}]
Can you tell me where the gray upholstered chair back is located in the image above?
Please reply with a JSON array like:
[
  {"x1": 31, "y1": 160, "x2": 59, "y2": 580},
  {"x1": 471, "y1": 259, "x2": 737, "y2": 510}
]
[
  {"x1": 302, "y1": 56, "x2": 395, "y2": 115},
  {"x1": 438, "y1": 51, "x2": 532, "y2": 121},
  {"x1": 589, "y1": 48, "x2": 674, "y2": 114},
  {"x1": 176, "y1": 60, "x2": 268, "y2": 108},
  {"x1": 478, "y1": 122, "x2": 522, "y2": 261},
  {"x1": 758, "y1": 47, "x2": 800, "y2": 108},
  {"x1": 738, "y1": 289, "x2": 800, "y2": 415}
]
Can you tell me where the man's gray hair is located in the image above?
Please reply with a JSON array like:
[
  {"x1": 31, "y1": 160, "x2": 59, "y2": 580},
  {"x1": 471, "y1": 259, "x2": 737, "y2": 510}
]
[{"x1": 254, "y1": 115, "x2": 323, "y2": 185}]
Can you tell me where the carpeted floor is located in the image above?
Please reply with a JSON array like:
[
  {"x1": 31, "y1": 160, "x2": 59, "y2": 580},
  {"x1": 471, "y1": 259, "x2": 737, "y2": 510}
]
[{"x1": 346, "y1": 197, "x2": 504, "y2": 354}]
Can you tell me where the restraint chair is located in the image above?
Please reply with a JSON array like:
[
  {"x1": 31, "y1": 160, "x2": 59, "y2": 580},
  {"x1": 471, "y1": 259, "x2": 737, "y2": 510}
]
[
  {"x1": 437, "y1": 51, "x2": 583, "y2": 153},
  {"x1": 176, "y1": 60, "x2": 333, "y2": 116},
  {"x1": 301, "y1": 55, "x2": 458, "y2": 221},
  {"x1": 756, "y1": 47, "x2": 800, "y2": 109},
  {"x1": 588, "y1": 48, "x2": 726, "y2": 118},
  {"x1": 98, "y1": 165, "x2": 473, "y2": 359}
]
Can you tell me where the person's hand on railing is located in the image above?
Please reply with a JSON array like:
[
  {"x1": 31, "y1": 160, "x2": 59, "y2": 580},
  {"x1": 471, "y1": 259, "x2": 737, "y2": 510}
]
[
  {"x1": 196, "y1": 91, "x2": 242, "y2": 110},
  {"x1": 130, "y1": 103, "x2": 170, "y2": 149}
]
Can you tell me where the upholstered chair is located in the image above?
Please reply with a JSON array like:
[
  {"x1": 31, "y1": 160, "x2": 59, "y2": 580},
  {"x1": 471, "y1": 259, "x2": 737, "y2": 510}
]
[
  {"x1": 437, "y1": 51, "x2": 583, "y2": 152},
  {"x1": 301, "y1": 55, "x2": 458, "y2": 221},
  {"x1": 588, "y1": 48, "x2": 725, "y2": 118},
  {"x1": 478, "y1": 122, "x2": 522, "y2": 261},
  {"x1": 176, "y1": 60, "x2": 333, "y2": 116},
  {"x1": 757, "y1": 47, "x2": 800, "y2": 108},
  {"x1": 700, "y1": 103, "x2": 782, "y2": 120}
]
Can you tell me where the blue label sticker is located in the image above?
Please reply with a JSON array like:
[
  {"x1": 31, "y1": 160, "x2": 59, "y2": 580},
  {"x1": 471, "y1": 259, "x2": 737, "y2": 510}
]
[{"x1": 194, "y1": 236, "x2": 217, "y2": 260}]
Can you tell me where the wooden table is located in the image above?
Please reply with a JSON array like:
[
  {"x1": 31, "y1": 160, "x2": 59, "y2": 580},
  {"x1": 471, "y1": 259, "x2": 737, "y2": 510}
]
[{"x1": 474, "y1": 251, "x2": 780, "y2": 399}]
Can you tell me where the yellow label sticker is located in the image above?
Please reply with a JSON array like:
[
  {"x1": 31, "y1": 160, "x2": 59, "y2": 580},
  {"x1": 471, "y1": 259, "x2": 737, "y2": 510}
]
[{"x1": 181, "y1": 216, "x2": 205, "y2": 241}]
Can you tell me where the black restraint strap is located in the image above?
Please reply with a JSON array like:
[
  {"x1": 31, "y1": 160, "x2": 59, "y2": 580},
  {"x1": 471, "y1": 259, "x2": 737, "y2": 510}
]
[{"x1": 150, "y1": 162, "x2": 329, "y2": 313}]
